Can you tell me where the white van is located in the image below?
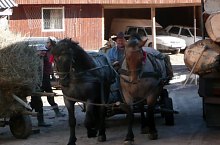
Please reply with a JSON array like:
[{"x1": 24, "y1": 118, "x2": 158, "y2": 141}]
[{"x1": 110, "y1": 18, "x2": 186, "y2": 54}]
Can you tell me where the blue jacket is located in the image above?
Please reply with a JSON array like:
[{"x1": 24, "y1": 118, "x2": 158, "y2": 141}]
[{"x1": 107, "y1": 46, "x2": 125, "y2": 64}]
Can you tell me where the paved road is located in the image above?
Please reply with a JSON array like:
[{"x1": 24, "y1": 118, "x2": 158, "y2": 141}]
[{"x1": 1, "y1": 54, "x2": 220, "y2": 145}]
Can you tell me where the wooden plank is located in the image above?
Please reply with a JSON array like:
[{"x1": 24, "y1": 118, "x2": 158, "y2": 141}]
[{"x1": 204, "y1": 97, "x2": 220, "y2": 104}]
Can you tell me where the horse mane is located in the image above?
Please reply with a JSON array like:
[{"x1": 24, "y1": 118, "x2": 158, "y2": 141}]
[{"x1": 56, "y1": 38, "x2": 96, "y2": 70}]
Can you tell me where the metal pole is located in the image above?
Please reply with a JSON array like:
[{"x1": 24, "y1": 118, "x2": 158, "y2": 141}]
[
  {"x1": 194, "y1": 6, "x2": 198, "y2": 85},
  {"x1": 151, "y1": 7, "x2": 157, "y2": 50},
  {"x1": 201, "y1": 0, "x2": 205, "y2": 40},
  {"x1": 194, "y1": 6, "x2": 197, "y2": 43}
]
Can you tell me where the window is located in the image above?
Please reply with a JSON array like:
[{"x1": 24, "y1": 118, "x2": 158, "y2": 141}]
[
  {"x1": 155, "y1": 27, "x2": 168, "y2": 35},
  {"x1": 144, "y1": 27, "x2": 167, "y2": 35},
  {"x1": 145, "y1": 27, "x2": 152, "y2": 35},
  {"x1": 169, "y1": 27, "x2": 180, "y2": 34},
  {"x1": 180, "y1": 28, "x2": 191, "y2": 37},
  {"x1": 126, "y1": 27, "x2": 137, "y2": 35},
  {"x1": 138, "y1": 28, "x2": 146, "y2": 37},
  {"x1": 42, "y1": 7, "x2": 64, "y2": 31}
]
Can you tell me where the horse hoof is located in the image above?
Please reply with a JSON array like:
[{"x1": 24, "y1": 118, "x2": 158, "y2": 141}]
[
  {"x1": 141, "y1": 127, "x2": 149, "y2": 134},
  {"x1": 87, "y1": 129, "x2": 97, "y2": 138},
  {"x1": 67, "y1": 143, "x2": 76, "y2": 145},
  {"x1": 98, "y1": 135, "x2": 106, "y2": 142},
  {"x1": 124, "y1": 140, "x2": 134, "y2": 145},
  {"x1": 148, "y1": 132, "x2": 158, "y2": 140}
]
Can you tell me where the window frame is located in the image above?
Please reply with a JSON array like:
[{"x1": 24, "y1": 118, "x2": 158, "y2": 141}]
[
  {"x1": 169, "y1": 26, "x2": 180, "y2": 35},
  {"x1": 180, "y1": 28, "x2": 192, "y2": 37},
  {"x1": 137, "y1": 27, "x2": 147, "y2": 37},
  {"x1": 125, "y1": 26, "x2": 138, "y2": 35},
  {"x1": 41, "y1": 7, "x2": 65, "y2": 32}
]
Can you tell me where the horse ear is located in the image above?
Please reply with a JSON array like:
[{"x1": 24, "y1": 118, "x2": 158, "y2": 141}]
[
  {"x1": 64, "y1": 37, "x2": 72, "y2": 42},
  {"x1": 138, "y1": 38, "x2": 148, "y2": 48},
  {"x1": 124, "y1": 39, "x2": 128, "y2": 48}
]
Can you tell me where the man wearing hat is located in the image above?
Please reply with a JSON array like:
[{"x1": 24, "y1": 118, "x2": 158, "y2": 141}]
[
  {"x1": 107, "y1": 32, "x2": 126, "y2": 70},
  {"x1": 107, "y1": 32, "x2": 126, "y2": 103}
]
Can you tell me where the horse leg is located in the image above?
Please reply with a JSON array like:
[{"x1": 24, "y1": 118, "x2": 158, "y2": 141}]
[
  {"x1": 64, "y1": 98, "x2": 77, "y2": 145},
  {"x1": 121, "y1": 104, "x2": 134, "y2": 145},
  {"x1": 97, "y1": 83, "x2": 110, "y2": 142},
  {"x1": 84, "y1": 103, "x2": 98, "y2": 138},
  {"x1": 97, "y1": 105, "x2": 106, "y2": 142},
  {"x1": 140, "y1": 103, "x2": 147, "y2": 134},
  {"x1": 146, "y1": 105, "x2": 158, "y2": 140}
]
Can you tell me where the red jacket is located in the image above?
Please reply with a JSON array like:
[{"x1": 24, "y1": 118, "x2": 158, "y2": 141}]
[{"x1": 43, "y1": 51, "x2": 53, "y2": 75}]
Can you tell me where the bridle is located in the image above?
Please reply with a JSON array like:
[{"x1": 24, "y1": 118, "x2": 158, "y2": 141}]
[
  {"x1": 121, "y1": 45, "x2": 145, "y2": 83},
  {"x1": 54, "y1": 51, "x2": 75, "y2": 81}
]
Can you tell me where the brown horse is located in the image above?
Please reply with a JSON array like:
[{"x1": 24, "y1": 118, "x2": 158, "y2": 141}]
[{"x1": 120, "y1": 34, "x2": 165, "y2": 145}]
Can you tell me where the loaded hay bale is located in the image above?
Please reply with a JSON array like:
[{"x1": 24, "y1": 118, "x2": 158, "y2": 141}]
[
  {"x1": 184, "y1": 39, "x2": 220, "y2": 75},
  {"x1": 0, "y1": 29, "x2": 42, "y2": 116}
]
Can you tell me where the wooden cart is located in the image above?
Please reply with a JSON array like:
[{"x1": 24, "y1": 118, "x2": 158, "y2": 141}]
[{"x1": 0, "y1": 93, "x2": 32, "y2": 139}]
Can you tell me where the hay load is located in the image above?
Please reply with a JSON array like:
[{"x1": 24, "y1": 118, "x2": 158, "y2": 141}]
[
  {"x1": 0, "y1": 29, "x2": 42, "y2": 97},
  {"x1": 184, "y1": 39, "x2": 220, "y2": 75}
]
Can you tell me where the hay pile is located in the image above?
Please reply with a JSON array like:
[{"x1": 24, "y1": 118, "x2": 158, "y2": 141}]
[{"x1": 0, "y1": 29, "x2": 42, "y2": 97}]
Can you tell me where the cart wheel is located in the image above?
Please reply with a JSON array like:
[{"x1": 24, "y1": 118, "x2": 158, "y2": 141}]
[
  {"x1": 163, "y1": 97, "x2": 174, "y2": 126},
  {"x1": 9, "y1": 114, "x2": 32, "y2": 139}
]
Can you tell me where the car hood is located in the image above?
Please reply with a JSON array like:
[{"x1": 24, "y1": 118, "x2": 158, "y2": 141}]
[{"x1": 156, "y1": 35, "x2": 186, "y2": 44}]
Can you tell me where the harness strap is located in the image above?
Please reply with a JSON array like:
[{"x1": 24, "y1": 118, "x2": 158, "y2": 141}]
[
  {"x1": 119, "y1": 68, "x2": 161, "y2": 79},
  {"x1": 74, "y1": 65, "x2": 109, "y2": 76}
]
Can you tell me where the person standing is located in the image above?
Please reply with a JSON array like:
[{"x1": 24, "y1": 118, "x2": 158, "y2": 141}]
[
  {"x1": 43, "y1": 37, "x2": 65, "y2": 117},
  {"x1": 31, "y1": 45, "x2": 51, "y2": 127}
]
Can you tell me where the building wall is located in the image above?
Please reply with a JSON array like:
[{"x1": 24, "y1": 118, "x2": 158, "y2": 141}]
[
  {"x1": 16, "y1": 0, "x2": 201, "y2": 5},
  {"x1": 9, "y1": 4, "x2": 103, "y2": 50}
]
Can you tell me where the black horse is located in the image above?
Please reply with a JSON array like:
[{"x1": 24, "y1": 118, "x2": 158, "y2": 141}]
[{"x1": 51, "y1": 38, "x2": 115, "y2": 145}]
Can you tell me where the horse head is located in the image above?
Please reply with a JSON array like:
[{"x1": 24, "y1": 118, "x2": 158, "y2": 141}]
[
  {"x1": 125, "y1": 34, "x2": 147, "y2": 82},
  {"x1": 51, "y1": 38, "x2": 77, "y2": 87},
  {"x1": 51, "y1": 38, "x2": 96, "y2": 87}
]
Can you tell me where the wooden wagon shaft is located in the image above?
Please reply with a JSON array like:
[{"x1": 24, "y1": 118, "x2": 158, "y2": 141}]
[
  {"x1": 12, "y1": 94, "x2": 32, "y2": 110},
  {"x1": 22, "y1": 111, "x2": 38, "y2": 116},
  {"x1": 32, "y1": 92, "x2": 55, "y2": 97},
  {"x1": 31, "y1": 92, "x2": 63, "y2": 97}
]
